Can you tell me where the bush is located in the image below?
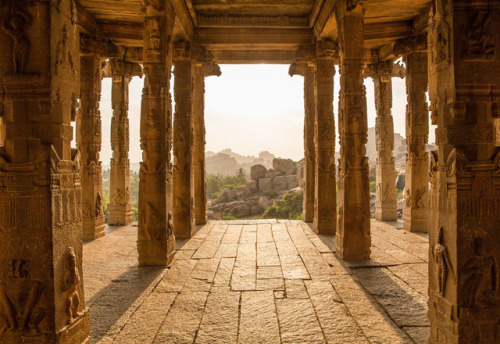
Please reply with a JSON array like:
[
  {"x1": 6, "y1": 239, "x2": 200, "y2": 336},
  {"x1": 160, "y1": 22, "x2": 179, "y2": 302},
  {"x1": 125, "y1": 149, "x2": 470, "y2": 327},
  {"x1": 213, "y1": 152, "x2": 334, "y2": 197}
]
[
  {"x1": 206, "y1": 168, "x2": 248, "y2": 199},
  {"x1": 223, "y1": 215, "x2": 237, "y2": 220},
  {"x1": 262, "y1": 191, "x2": 303, "y2": 220}
]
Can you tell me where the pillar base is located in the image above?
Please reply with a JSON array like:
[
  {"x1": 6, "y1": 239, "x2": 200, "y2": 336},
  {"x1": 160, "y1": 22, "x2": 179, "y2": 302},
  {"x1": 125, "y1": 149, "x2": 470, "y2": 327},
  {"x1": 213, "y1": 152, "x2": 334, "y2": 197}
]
[
  {"x1": 403, "y1": 211, "x2": 428, "y2": 233},
  {"x1": 195, "y1": 215, "x2": 207, "y2": 225},
  {"x1": 336, "y1": 234, "x2": 371, "y2": 260},
  {"x1": 313, "y1": 218, "x2": 336, "y2": 235},
  {"x1": 108, "y1": 204, "x2": 134, "y2": 226},
  {"x1": 56, "y1": 308, "x2": 91, "y2": 344},
  {"x1": 83, "y1": 216, "x2": 106, "y2": 241},
  {"x1": 138, "y1": 239, "x2": 175, "y2": 266},
  {"x1": 375, "y1": 205, "x2": 398, "y2": 221}
]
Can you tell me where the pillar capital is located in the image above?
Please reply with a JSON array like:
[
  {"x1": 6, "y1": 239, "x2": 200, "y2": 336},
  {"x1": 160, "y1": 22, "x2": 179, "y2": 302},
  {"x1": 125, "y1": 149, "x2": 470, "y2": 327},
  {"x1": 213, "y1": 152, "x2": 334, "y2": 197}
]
[
  {"x1": 141, "y1": 0, "x2": 167, "y2": 16},
  {"x1": 289, "y1": 44, "x2": 317, "y2": 76},
  {"x1": 102, "y1": 59, "x2": 143, "y2": 79},
  {"x1": 316, "y1": 39, "x2": 339, "y2": 60},
  {"x1": 364, "y1": 60, "x2": 405, "y2": 81},
  {"x1": 174, "y1": 40, "x2": 192, "y2": 61},
  {"x1": 393, "y1": 34, "x2": 427, "y2": 56}
]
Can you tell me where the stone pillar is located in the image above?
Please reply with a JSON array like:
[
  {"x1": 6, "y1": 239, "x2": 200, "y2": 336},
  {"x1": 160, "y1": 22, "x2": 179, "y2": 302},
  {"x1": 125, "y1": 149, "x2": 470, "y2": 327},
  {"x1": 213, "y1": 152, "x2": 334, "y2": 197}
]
[
  {"x1": 138, "y1": 1, "x2": 175, "y2": 266},
  {"x1": 314, "y1": 40, "x2": 337, "y2": 234},
  {"x1": 289, "y1": 45, "x2": 317, "y2": 223},
  {"x1": 77, "y1": 56, "x2": 106, "y2": 240},
  {"x1": 336, "y1": 2, "x2": 371, "y2": 259},
  {"x1": 103, "y1": 60, "x2": 142, "y2": 226},
  {"x1": 0, "y1": 1, "x2": 90, "y2": 342},
  {"x1": 173, "y1": 41, "x2": 195, "y2": 238},
  {"x1": 365, "y1": 61, "x2": 404, "y2": 221},
  {"x1": 403, "y1": 51, "x2": 429, "y2": 233},
  {"x1": 427, "y1": 1, "x2": 500, "y2": 342},
  {"x1": 193, "y1": 51, "x2": 221, "y2": 225}
]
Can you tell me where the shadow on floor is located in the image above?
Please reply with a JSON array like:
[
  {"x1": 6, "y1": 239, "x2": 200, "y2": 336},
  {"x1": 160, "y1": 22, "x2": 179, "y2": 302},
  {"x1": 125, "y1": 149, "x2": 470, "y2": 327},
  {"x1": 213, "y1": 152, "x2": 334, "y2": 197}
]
[{"x1": 88, "y1": 264, "x2": 166, "y2": 343}]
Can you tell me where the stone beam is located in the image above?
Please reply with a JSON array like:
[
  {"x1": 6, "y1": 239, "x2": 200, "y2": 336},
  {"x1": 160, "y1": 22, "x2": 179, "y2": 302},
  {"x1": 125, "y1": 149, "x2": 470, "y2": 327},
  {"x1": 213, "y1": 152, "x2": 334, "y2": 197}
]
[
  {"x1": 97, "y1": 21, "x2": 143, "y2": 46},
  {"x1": 197, "y1": 15, "x2": 310, "y2": 28},
  {"x1": 138, "y1": 0, "x2": 176, "y2": 266},
  {"x1": 76, "y1": 1, "x2": 98, "y2": 35},
  {"x1": 79, "y1": 36, "x2": 121, "y2": 58},
  {"x1": 210, "y1": 49, "x2": 297, "y2": 64},
  {"x1": 0, "y1": 0, "x2": 90, "y2": 341},
  {"x1": 193, "y1": 27, "x2": 315, "y2": 50},
  {"x1": 171, "y1": 0, "x2": 195, "y2": 38}
]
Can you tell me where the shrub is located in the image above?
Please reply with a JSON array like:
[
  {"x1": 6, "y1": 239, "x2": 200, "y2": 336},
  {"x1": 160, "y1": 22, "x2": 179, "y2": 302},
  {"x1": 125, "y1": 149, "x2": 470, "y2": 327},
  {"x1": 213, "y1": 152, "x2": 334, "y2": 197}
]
[
  {"x1": 206, "y1": 168, "x2": 248, "y2": 199},
  {"x1": 262, "y1": 191, "x2": 303, "y2": 220},
  {"x1": 223, "y1": 215, "x2": 237, "y2": 220}
]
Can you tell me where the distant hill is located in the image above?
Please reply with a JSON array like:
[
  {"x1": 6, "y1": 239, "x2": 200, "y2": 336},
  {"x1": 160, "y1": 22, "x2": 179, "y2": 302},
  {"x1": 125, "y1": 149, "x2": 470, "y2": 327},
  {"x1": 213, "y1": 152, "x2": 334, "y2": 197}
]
[{"x1": 206, "y1": 149, "x2": 277, "y2": 176}]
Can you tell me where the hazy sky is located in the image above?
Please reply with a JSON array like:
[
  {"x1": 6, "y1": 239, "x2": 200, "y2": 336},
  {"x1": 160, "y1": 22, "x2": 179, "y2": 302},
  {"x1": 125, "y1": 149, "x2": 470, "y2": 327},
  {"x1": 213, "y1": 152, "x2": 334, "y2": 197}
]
[{"x1": 95, "y1": 64, "x2": 435, "y2": 164}]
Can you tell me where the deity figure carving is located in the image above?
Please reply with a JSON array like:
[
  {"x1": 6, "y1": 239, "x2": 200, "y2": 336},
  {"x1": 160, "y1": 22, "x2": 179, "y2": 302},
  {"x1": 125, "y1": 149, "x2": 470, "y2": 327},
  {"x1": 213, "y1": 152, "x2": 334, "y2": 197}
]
[
  {"x1": 62, "y1": 247, "x2": 80, "y2": 324},
  {"x1": 433, "y1": 227, "x2": 454, "y2": 296},
  {"x1": 462, "y1": 238, "x2": 500, "y2": 308},
  {"x1": 405, "y1": 189, "x2": 411, "y2": 208},
  {"x1": 415, "y1": 188, "x2": 427, "y2": 208},
  {"x1": 95, "y1": 193, "x2": 103, "y2": 217},
  {"x1": 462, "y1": 12, "x2": 494, "y2": 59},
  {"x1": 1, "y1": 6, "x2": 32, "y2": 74},
  {"x1": 167, "y1": 211, "x2": 174, "y2": 237}
]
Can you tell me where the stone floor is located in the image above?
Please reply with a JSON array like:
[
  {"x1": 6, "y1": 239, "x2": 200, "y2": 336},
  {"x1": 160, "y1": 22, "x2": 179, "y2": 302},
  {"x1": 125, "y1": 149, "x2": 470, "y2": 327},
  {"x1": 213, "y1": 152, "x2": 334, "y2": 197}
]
[{"x1": 83, "y1": 220, "x2": 430, "y2": 344}]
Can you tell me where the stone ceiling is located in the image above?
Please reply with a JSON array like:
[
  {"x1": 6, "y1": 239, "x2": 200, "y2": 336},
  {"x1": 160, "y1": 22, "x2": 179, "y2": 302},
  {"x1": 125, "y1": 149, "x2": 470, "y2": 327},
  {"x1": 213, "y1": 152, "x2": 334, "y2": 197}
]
[{"x1": 77, "y1": 0, "x2": 432, "y2": 64}]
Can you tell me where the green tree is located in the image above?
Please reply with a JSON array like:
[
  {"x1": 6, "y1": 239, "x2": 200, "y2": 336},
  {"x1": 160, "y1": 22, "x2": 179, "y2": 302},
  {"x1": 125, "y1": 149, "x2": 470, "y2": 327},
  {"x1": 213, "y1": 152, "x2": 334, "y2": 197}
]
[
  {"x1": 262, "y1": 191, "x2": 303, "y2": 220},
  {"x1": 206, "y1": 169, "x2": 248, "y2": 199}
]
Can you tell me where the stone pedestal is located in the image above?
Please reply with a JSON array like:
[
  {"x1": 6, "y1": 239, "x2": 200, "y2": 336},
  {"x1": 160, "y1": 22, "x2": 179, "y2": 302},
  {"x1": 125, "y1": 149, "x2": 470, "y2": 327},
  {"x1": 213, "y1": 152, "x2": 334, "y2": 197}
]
[
  {"x1": 427, "y1": 1, "x2": 500, "y2": 343},
  {"x1": 103, "y1": 60, "x2": 142, "y2": 226},
  {"x1": 173, "y1": 41, "x2": 195, "y2": 238},
  {"x1": 314, "y1": 40, "x2": 337, "y2": 234},
  {"x1": 193, "y1": 50, "x2": 221, "y2": 225},
  {"x1": 0, "y1": 1, "x2": 90, "y2": 342},
  {"x1": 289, "y1": 46, "x2": 316, "y2": 223},
  {"x1": 403, "y1": 51, "x2": 429, "y2": 233},
  {"x1": 366, "y1": 62, "x2": 400, "y2": 221},
  {"x1": 138, "y1": 1, "x2": 175, "y2": 266},
  {"x1": 78, "y1": 56, "x2": 105, "y2": 240},
  {"x1": 336, "y1": 3, "x2": 371, "y2": 259}
]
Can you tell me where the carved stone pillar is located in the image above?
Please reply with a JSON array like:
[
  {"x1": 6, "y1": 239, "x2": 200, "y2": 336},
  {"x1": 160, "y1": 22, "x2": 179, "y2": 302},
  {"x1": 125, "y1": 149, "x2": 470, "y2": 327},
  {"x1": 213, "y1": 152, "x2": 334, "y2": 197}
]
[
  {"x1": 193, "y1": 50, "x2": 221, "y2": 225},
  {"x1": 0, "y1": 1, "x2": 89, "y2": 342},
  {"x1": 336, "y1": 2, "x2": 371, "y2": 259},
  {"x1": 314, "y1": 40, "x2": 337, "y2": 234},
  {"x1": 403, "y1": 51, "x2": 429, "y2": 233},
  {"x1": 289, "y1": 45, "x2": 316, "y2": 223},
  {"x1": 365, "y1": 61, "x2": 404, "y2": 221},
  {"x1": 173, "y1": 41, "x2": 195, "y2": 238},
  {"x1": 427, "y1": 1, "x2": 500, "y2": 342},
  {"x1": 77, "y1": 56, "x2": 105, "y2": 240},
  {"x1": 138, "y1": 1, "x2": 175, "y2": 266},
  {"x1": 103, "y1": 60, "x2": 142, "y2": 226}
]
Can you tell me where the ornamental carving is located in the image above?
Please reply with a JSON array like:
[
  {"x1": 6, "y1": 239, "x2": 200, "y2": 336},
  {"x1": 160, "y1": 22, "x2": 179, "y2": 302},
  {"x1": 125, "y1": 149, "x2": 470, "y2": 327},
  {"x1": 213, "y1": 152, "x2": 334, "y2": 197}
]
[
  {"x1": 1, "y1": 5, "x2": 32, "y2": 74},
  {"x1": 461, "y1": 12, "x2": 495, "y2": 61},
  {"x1": 433, "y1": 227, "x2": 454, "y2": 296},
  {"x1": 62, "y1": 247, "x2": 81, "y2": 324}
]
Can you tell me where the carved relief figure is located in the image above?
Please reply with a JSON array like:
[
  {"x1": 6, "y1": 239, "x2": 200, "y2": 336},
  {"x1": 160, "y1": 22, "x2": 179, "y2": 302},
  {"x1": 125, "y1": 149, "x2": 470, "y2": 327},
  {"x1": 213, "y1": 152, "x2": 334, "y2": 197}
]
[
  {"x1": 405, "y1": 188, "x2": 411, "y2": 208},
  {"x1": 95, "y1": 193, "x2": 103, "y2": 217},
  {"x1": 167, "y1": 211, "x2": 174, "y2": 237},
  {"x1": 1, "y1": 6, "x2": 32, "y2": 73},
  {"x1": 462, "y1": 12, "x2": 494, "y2": 59},
  {"x1": 145, "y1": 202, "x2": 162, "y2": 240},
  {"x1": 0, "y1": 260, "x2": 45, "y2": 338},
  {"x1": 62, "y1": 247, "x2": 80, "y2": 324},
  {"x1": 433, "y1": 227, "x2": 454, "y2": 296},
  {"x1": 462, "y1": 238, "x2": 500, "y2": 308},
  {"x1": 415, "y1": 188, "x2": 427, "y2": 208},
  {"x1": 112, "y1": 188, "x2": 126, "y2": 205}
]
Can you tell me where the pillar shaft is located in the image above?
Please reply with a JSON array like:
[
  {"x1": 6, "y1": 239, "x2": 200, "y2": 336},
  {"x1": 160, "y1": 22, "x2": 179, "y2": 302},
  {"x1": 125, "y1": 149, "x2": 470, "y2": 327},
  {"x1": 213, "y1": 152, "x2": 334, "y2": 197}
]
[
  {"x1": 78, "y1": 56, "x2": 105, "y2": 240},
  {"x1": 336, "y1": 3, "x2": 371, "y2": 259},
  {"x1": 303, "y1": 65, "x2": 316, "y2": 223},
  {"x1": 428, "y1": 1, "x2": 500, "y2": 342},
  {"x1": 138, "y1": 2, "x2": 175, "y2": 266},
  {"x1": 0, "y1": 1, "x2": 89, "y2": 342},
  {"x1": 373, "y1": 72, "x2": 398, "y2": 220},
  {"x1": 314, "y1": 42, "x2": 337, "y2": 234},
  {"x1": 105, "y1": 60, "x2": 142, "y2": 226},
  {"x1": 173, "y1": 41, "x2": 195, "y2": 238},
  {"x1": 403, "y1": 52, "x2": 429, "y2": 232},
  {"x1": 193, "y1": 68, "x2": 206, "y2": 225}
]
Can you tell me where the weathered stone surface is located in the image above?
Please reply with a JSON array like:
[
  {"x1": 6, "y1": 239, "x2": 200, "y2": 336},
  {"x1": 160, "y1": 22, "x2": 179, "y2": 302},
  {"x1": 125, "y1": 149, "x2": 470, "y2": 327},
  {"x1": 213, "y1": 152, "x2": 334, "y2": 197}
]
[
  {"x1": 272, "y1": 175, "x2": 288, "y2": 190},
  {"x1": 273, "y1": 158, "x2": 296, "y2": 175},
  {"x1": 258, "y1": 196, "x2": 270, "y2": 210},
  {"x1": 236, "y1": 186, "x2": 251, "y2": 199},
  {"x1": 239, "y1": 291, "x2": 281, "y2": 343},
  {"x1": 250, "y1": 164, "x2": 267, "y2": 180},
  {"x1": 276, "y1": 298, "x2": 326, "y2": 343},
  {"x1": 246, "y1": 180, "x2": 258, "y2": 192},
  {"x1": 258, "y1": 177, "x2": 273, "y2": 191},
  {"x1": 285, "y1": 174, "x2": 299, "y2": 188}
]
